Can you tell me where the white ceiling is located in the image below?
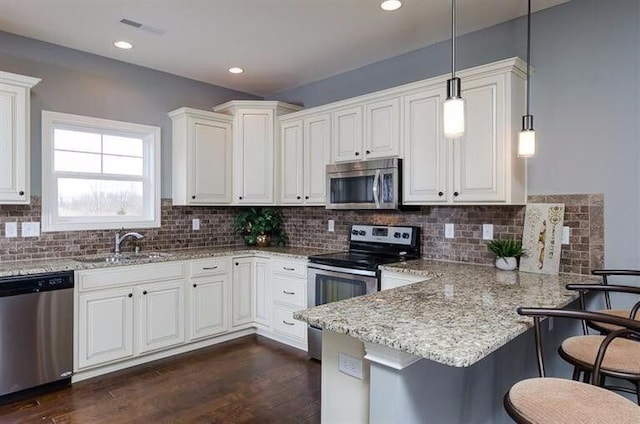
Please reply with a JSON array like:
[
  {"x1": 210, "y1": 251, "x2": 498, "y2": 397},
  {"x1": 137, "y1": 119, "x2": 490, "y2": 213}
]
[{"x1": 0, "y1": 0, "x2": 569, "y2": 96}]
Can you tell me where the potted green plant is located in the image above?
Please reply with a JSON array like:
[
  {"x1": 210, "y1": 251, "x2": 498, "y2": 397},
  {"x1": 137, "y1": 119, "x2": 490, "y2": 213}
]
[
  {"x1": 234, "y1": 207, "x2": 287, "y2": 247},
  {"x1": 487, "y1": 239, "x2": 525, "y2": 271}
]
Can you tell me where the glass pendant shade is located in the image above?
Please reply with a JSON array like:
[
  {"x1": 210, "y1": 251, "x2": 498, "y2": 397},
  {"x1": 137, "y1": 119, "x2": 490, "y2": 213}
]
[
  {"x1": 518, "y1": 115, "x2": 535, "y2": 157},
  {"x1": 444, "y1": 77, "x2": 465, "y2": 138},
  {"x1": 444, "y1": 96, "x2": 465, "y2": 138}
]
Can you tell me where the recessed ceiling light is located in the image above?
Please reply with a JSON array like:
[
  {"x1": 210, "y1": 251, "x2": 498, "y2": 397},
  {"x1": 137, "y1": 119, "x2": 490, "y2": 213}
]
[
  {"x1": 380, "y1": 0, "x2": 402, "y2": 11},
  {"x1": 113, "y1": 40, "x2": 133, "y2": 49},
  {"x1": 228, "y1": 67, "x2": 244, "y2": 74}
]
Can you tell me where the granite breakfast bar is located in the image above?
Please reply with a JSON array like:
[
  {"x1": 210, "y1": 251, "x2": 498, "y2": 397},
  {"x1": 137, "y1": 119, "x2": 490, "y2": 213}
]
[{"x1": 294, "y1": 260, "x2": 599, "y2": 424}]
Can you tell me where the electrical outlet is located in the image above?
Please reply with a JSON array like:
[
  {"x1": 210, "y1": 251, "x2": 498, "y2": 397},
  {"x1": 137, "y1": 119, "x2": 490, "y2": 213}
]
[
  {"x1": 22, "y1": 222, "x2": 40, "y2": 237},
  {"x1": 5, "y1": 222, "x2": 17, "y2": 238},
  {"x1": 562, "y1": 226, "x2": 570, "y2": 245},
  {"x1": 338, "y1": 353, "x2": 363, "y2": 379},
  {"x1": 445, "y1": 223, "x2": 454, "y2": 239},
  {"x1": 482, "y1": 224, "x2": 494, "y2": 240},
  {"x1": 192, "y1": 218, "x2": 200, "y2": 231},
  {"x1": 328, "y1": 219, "x2": 335, "y2": 232}
]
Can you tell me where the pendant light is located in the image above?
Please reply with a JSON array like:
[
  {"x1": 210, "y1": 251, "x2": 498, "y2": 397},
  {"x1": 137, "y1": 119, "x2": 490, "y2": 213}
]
[
  {"x1": 518, "y1": 0, "x2": 536, "y2": 157},
  {"x1": 443, "y1": 0, "x2": 465, "y2": 138}
]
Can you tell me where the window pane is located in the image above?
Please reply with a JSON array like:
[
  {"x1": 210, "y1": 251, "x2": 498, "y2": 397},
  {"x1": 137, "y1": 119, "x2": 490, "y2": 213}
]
[
  {"x1": 103, "y1": 155, "x2": 143, "y2": 176},
  {"x1": 54, "y1": 129, "x2": 101, "y2": 153},
  {"x1": 103, "y1": 135, "x2": 143, "y2": 157},
  {"x1": 54, "y1": 151, "x2": 102, "y2": 173},
  {"x1": 57, "y1": 178, "x2": 144, "y2": 217}
]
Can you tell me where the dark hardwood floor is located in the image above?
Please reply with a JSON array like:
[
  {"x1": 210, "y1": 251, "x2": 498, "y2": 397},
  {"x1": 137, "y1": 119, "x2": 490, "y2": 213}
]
[{"x1": 0, "y1": 336, "x2": 321, "y2": 423}]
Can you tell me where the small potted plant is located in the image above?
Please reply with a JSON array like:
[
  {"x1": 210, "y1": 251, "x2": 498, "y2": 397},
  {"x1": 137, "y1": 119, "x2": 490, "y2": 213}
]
[
  {"x1": 487, "y1": 239, "x2": 525, "y2": 271},
  {"x1": 234, "y1": 207, "x2": 287, "y2": 247}
]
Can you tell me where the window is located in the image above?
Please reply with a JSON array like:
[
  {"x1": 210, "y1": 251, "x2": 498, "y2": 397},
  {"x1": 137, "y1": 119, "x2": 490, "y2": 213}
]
[{"x1": 42, "y1": 111, "x2": 161, "y2": 232}]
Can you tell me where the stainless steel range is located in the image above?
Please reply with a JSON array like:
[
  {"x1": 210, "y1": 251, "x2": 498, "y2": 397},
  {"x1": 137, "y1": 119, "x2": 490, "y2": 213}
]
[{"x1": 306, "y1": 224, "x2": 421, "y2": 360}]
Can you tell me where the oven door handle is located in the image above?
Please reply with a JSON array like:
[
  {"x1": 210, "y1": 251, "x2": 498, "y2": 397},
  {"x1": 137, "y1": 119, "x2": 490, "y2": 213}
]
[
  {"x1": 308, "y1": 262, "x2": 377, "y2": 277},
  {"x1": 372, "y1": 169, "x2": 381, "y2": 209}
]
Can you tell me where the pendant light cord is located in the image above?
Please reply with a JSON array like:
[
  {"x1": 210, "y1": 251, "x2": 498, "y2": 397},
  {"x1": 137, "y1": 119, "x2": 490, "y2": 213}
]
[
  {"x1": 451, "y1": 0, "x2": 456, "y2": 79},
  {"x1": 526, "y1": 0, "x2": 531, "y2": 116}
]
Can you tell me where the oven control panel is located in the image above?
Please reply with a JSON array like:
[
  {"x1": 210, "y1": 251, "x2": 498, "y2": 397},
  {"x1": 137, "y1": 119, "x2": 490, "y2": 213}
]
[{"x1": 350, "y1": 225, "x2": 415, "y2": 245}]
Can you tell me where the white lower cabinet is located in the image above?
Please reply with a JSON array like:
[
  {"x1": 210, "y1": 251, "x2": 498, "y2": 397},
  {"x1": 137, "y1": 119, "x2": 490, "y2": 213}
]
[
  {"x1": 77, "y1": 288, "x2": 134, "y2": 369},
  {"x1": 138, "y1": 280, "x2": 185, "y2": 354},
  {"x1": 232, "y1": 257, "x2": 254, "y2": 327},
  {"x1": 75, "y1": 254, "x2": 308, "y2": 381},
  {"x1": 254, "y1": 257, "x2": 272, "y2": 328},
  {"x1": 269, "y1": 258, "x2": 308, "y2": 350}
]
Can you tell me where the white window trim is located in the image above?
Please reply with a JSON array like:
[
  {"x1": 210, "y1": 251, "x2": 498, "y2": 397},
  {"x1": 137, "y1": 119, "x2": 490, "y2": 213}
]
[{"x1": 41, "y1": 111, "x2": 161, "y2": 232}]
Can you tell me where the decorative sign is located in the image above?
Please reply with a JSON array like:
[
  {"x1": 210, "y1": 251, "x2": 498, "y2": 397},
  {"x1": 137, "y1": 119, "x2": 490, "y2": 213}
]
[{"x1": 519, "y1": 203, "x2": 565, "y2": 275}]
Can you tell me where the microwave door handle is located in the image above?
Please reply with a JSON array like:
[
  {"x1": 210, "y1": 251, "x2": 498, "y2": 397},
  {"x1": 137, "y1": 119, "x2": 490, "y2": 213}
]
[{"x1": 372, "y1": 169, "x2": 381, "y2": 208}]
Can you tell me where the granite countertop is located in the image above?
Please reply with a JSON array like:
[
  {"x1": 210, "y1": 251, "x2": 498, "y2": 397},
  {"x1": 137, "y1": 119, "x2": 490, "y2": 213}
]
[
  {"x1": 0, "y1": 246, "x2": 331, "y2": 277},
  {"x1": 294, "y1": 259, "x2": 600, "y2": 368}
]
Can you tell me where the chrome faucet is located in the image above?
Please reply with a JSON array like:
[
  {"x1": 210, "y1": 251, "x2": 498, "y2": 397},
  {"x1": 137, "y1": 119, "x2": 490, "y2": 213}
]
[{"x1": 114, "y1": 231, "x2": 144, "y2": 255}]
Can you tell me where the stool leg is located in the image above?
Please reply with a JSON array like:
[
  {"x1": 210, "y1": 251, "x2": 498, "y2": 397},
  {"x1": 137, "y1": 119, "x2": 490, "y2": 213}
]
[
  {"x1": 583, "y1": 371, "x2": 591, "y2": 384},
  {"x1": 571, "y1": 367, "x2": 580, "y2": 381}
]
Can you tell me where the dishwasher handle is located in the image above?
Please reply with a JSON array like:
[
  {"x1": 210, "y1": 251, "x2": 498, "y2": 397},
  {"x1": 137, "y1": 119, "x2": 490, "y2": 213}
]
[{"x1": 0, "y1": 271, "x2": 74, "y2": 297}]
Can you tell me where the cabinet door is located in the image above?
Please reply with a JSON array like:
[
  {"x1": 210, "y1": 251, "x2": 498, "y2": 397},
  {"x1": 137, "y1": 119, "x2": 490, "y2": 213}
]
[
  {"x1": 365, "y1": 97, "x2": 401, "y2": 159},
  {"x1": 453, "y1": 75, "x2": 506, "y2": 202},
  {"x1": 332, "y1": 106, "x2": 363, "y2": 163},
  {"x1": 280, "y1": 120, "x2": 304, "y2": 204},
  {"x1": 403, "y1": 88, "x2": 448, "y2": 204},
  {"x1": 77, "y1": 288, "x2": 134, "y2": 369},
  {"x1": 232, "y1": 258, "x2": 254, "y2": 327},
  {"x1": 254, "y1": 257, "x2": 272, "y2": 328},
  {"x1": 138, "y1": 280, "x2": 185, "y2": 354},
  {"x1": 189, "y1": 117, "x2": 232, "y2": 204},
  {"x1": 0, "y1": 82, "x2": 29, "y2": 204},
  {"x1": 235, "y1": 109, "x2": 274, "y2": 204},
  {"x1": 304, "y1": 114, "x2": 331, "y2": 205},
  {"x1": 189, "y1": 275, "x2": 228, "y2": 340}
]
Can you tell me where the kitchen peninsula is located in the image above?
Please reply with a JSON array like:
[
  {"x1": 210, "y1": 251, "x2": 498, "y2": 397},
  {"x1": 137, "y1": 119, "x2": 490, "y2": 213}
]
[{"x1": 294, "y1": 260, "x2": 599, "y2": 424}]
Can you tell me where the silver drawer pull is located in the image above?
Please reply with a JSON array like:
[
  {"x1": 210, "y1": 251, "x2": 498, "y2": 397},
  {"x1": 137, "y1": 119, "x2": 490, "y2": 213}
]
[
  {"x1": 283, "y1": 267, "x2": 295, "y2": 271},
  {"x1": 282, "y1": 320, "x2": 295, "y2": 326},
  {"x1": 282, "y1": 290, "x2": 295, "y2": 295},
  {"x1": 202, "y1": 266, "x2": 218, "y2": 270}
]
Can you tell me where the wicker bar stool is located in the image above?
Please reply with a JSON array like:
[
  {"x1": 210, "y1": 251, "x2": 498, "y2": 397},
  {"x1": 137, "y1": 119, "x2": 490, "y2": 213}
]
[
  {"x1": 504, "y1": 308, "x2": 640, "y2": 423},
  {"x1": 587, "y1": 270, "x2": 640, "y2": 334}
]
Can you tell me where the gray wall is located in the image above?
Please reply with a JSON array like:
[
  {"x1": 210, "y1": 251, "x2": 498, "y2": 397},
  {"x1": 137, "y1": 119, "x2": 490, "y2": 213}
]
[
  {"x1": 0, "y1": 30, "x2": 260, "y2": 198},
  {"x1": 271, "y1": 0, "x2": 640, "y2": 269}
]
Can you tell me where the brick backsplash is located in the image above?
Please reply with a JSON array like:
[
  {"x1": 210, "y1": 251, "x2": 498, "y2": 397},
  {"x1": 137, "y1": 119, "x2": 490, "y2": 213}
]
[
  {"x1": 281, "y1": 194, "x2": 604, "y2": 275},
  {"x1": 0, "y1": 194, "x2": 603, "y2": 275},
  {"x1": 0, "y1": 198, "x2": 244, "y2": 262}
]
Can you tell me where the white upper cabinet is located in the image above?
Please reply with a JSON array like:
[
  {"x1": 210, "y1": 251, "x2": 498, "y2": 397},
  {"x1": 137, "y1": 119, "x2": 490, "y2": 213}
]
[
  {"x1": 402, "y1": 58, "x2": 527, "y2": 205},
  {"x1": 452, "y1": 74, "x2": 505, "y2": 203},
  {"x1": 331, "y1": 98, "x2": 401, "y2": 164},
  {"x1": 279, "y1": 113, "x2": 331, "y2": 205},
  {"x1": 332, "y1": 106, "x2": 363, "y2": 163},
  {"x1": 214, "y1": 101, "x2": 301, "y2": 205},
  {"x1": 303, "y1": 114, "x2": 331, "y2": 204},
  {"x1": 280, "y1": 120, "x2": 304, "y2": 204},
  {"x1": 169, "y1": 108, "x2": 233, "y2": 205},
  {"x1": 0, "y1": 71, "x2": 40, "y2": 204},
  {"x1": 364, "y1": 97, "x2": 401, "y2": 159},
  {"x1": 403, "y1": 87, "x2": 448, "y2": 204}
]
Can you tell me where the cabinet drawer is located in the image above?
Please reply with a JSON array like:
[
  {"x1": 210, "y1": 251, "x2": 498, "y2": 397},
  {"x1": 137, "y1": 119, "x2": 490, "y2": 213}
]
[
  {"x1": 272, "y1": 260, "x2": 307, "y2": 277},
  {"x1": 79, "y1": 262, "x2": 186, "y2": 291},
  {"x1": 189, "y1": 258, "x2": 229, "y2": 277},
  {"x1": 273, "y1": 275, "x2": 306, "y2": 307},
  {"x1": 272, "y1": 306, "x2": 306, "y2": 339}
]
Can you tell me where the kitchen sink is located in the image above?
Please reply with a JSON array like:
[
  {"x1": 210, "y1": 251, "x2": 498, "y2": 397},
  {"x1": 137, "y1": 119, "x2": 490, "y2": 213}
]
[{"x1": 75, "y1": 252, "x2": 173, "y2": 263}]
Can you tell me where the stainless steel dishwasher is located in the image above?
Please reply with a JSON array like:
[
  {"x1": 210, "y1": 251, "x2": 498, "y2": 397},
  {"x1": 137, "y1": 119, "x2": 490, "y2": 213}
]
[{"x1": 0, "y1": 271, "x2": 74, "y2": 397}]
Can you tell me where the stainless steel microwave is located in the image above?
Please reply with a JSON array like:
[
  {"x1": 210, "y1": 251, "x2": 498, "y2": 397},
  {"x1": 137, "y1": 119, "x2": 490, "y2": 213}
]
[{"x1": 326, "y1": 158, "x2": 401, "y2": 209}]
